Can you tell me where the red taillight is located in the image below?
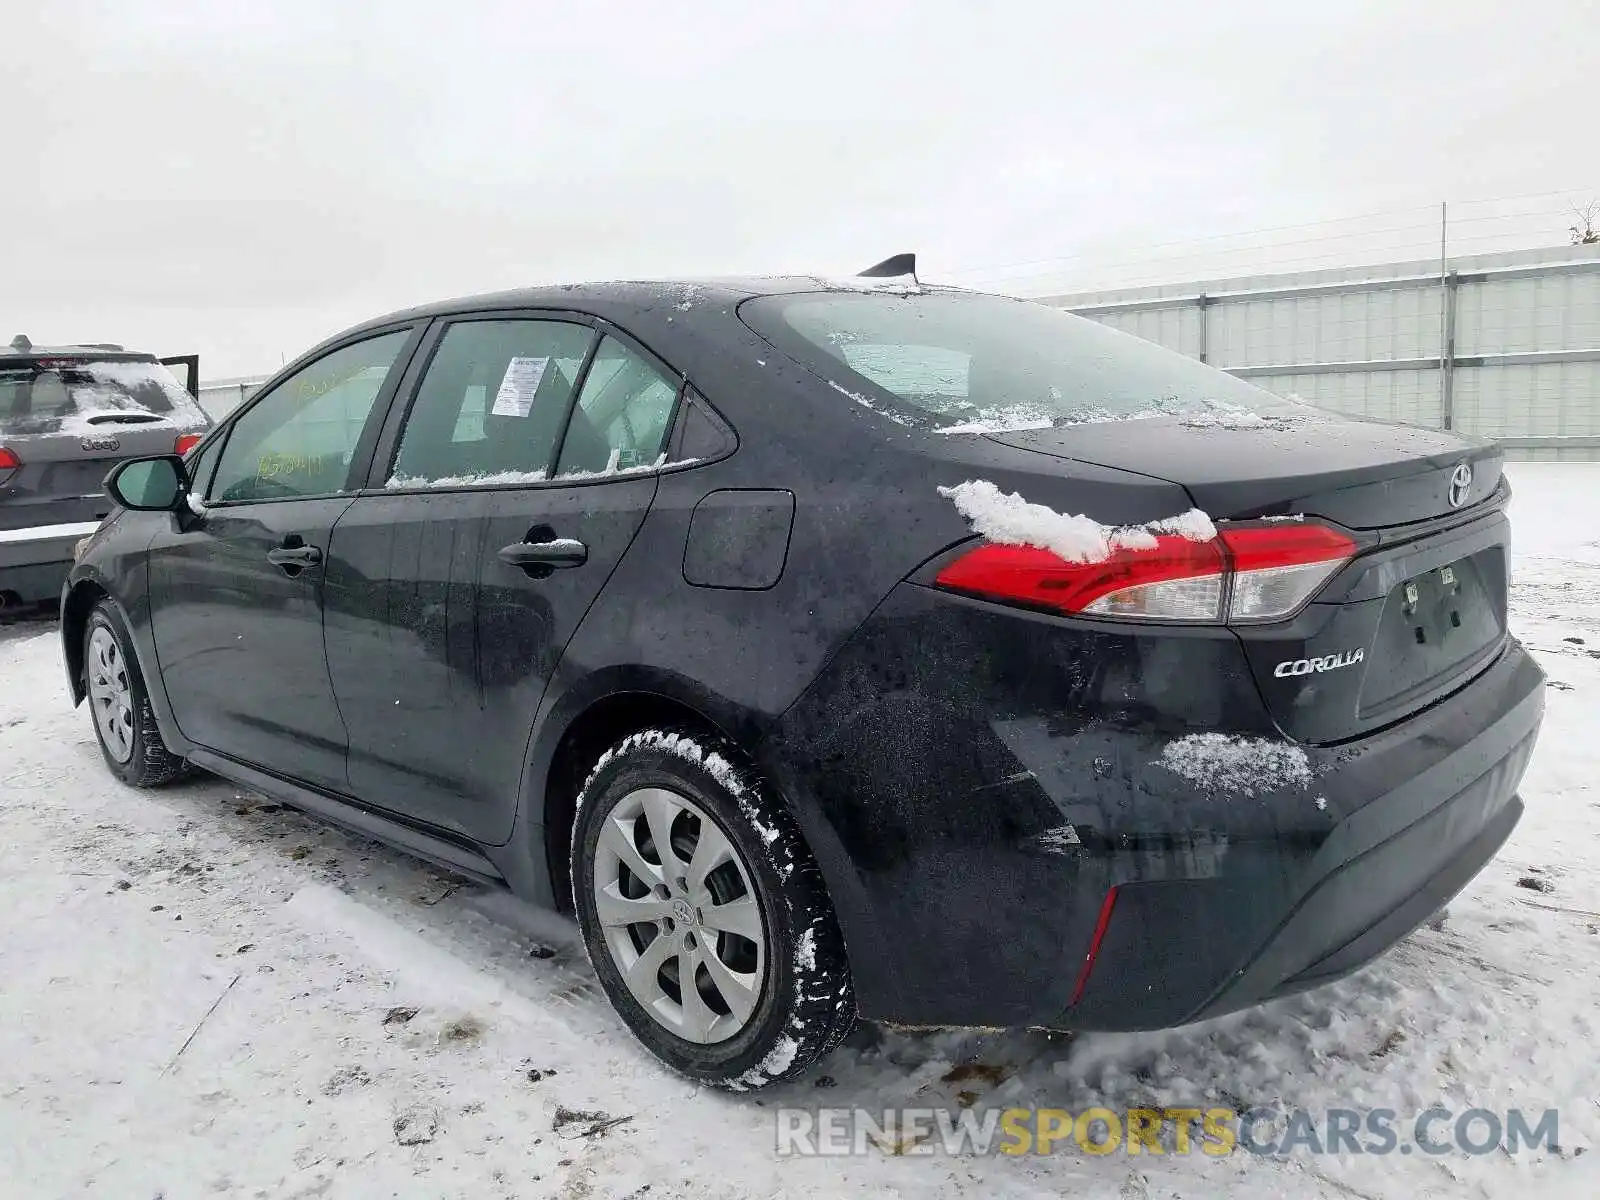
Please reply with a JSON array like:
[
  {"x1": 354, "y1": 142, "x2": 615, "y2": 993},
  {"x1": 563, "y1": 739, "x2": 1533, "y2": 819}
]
[
  {"x1": 0, "y1": 446, "x2": 19, "y2": 484},
  {"x1": 174, "y1": 433, "x2": 203, "y2": 456},
  {"x1": 936, "y1": 536, "x2": 1225, "y2": 621},
  {"x1": 1069, "y1": 886, "x2": 1120, "y2": 1007},
  {"x1": 934, "y1": 522, "x2": 1356, "y2": 625},
  {"x1": 1217, "y1": 524, "x2": 1357, "y2": 623}
]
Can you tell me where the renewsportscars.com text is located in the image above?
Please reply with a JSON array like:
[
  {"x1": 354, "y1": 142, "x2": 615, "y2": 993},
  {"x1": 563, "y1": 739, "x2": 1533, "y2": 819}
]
[{"x1": 775, "y1": 1105, "x2": 1560, "y2": 1158}]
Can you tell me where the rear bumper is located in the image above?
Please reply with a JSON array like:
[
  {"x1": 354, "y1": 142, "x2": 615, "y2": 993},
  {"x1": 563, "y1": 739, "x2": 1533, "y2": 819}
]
[
  {"x1": 0, "y1": 521, "x2": 99, "y2": 604},
  {"x1": 1196, "y1": 786, "x2": 1522, "y2": 1020},
  {"x1": 766, "y1": 582, "x2": 1544, "y2": 1030},
  {"x1": 1073, "y1": 657, "x2": 1538, "y2": 1028}
]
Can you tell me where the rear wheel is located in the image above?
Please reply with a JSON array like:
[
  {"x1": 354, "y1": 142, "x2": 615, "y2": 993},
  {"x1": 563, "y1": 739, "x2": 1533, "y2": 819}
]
[
  {"x1": 84, "y1": 602, "x2": 191, "y2": 787},
  {"x1": 571, "y1": 728, "x2": 856, "y2": 1089}
]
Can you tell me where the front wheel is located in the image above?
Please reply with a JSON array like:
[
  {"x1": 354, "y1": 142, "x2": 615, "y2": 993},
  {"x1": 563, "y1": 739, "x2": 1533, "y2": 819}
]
[
  {"x1": 571, "y1": 728, "x2": 856, "y2": 1089},
  {"x1": 84, "y1": 601, "x2": 191, "y2": 787}
]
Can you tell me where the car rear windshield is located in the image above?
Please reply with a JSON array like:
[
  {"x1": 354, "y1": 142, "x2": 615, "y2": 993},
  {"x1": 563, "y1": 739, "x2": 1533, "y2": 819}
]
[
  {"x1": 0, "y1": 358, "x2": 206, "y2": 436},
  {"x1": 740, "y1": 289, "x2": 1305, "y2": 431}
]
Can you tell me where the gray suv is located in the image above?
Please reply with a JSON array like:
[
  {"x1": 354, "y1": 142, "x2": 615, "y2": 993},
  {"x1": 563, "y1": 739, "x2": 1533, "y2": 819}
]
[{"x1": 1, "y1": 335, "x2": 209, "y2": 611}]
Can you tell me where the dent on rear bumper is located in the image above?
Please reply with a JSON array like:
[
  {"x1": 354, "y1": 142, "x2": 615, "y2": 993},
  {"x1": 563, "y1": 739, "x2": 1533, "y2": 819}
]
[{"x1": 765, "y1": 582, "x2": 1545, "y2": 1030}]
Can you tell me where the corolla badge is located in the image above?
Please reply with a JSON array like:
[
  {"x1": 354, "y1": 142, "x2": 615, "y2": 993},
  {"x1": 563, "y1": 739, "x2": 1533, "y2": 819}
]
[
  {"x1": 1274, "y1": 648, "x2": 1365, "y2": 678},
  {"x1": 1448, "y1": 462, "x2": 1473, "y2": 508}
]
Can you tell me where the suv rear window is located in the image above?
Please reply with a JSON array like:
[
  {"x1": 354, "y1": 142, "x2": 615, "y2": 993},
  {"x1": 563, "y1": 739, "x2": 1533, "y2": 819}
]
[
  {"x1": 0, "y1": 358, "x2": 206, "y2": 436},
  {"x1": 740, "y1": 290, "x2": 1304, "y2": 431}
]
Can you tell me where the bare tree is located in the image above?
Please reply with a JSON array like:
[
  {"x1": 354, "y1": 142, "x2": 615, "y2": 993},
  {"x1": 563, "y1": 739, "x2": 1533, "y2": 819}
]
[{"x1": 1571, "y1": 200, "x2": 1600, "y2": 245}]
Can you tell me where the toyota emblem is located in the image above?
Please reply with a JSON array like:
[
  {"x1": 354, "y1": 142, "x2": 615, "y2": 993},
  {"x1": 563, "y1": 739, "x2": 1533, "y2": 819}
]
[{"x1": 1447, "y1": 462, "x2": 1473, "y2": 508}]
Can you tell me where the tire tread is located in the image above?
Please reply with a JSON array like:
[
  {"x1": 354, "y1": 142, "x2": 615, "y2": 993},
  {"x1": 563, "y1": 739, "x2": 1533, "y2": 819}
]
[
  {"x1": 572, "y1": 726, "x2": 856, "y2": 1090},
  {"x1": 87, "y1": 602, "x2": 192, "y2": 788}
]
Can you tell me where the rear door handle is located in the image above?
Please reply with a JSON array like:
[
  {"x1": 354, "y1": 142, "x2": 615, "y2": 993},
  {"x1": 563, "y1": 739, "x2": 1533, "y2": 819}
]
[
  {"x1": 498, "y1": 536, "x2": 587, "y2": 572},
  {"x1": 267, "y1": 544, "x2": 323, "y2": 570}
]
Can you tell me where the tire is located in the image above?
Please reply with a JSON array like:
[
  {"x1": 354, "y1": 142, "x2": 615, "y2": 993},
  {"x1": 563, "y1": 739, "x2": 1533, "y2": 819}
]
[
  {"x1": 83, "y1": 601, "x2": 191, "y2": 787},
  {"x1": 572, "y1": 727, "x2": 856, "y2": 1090}
]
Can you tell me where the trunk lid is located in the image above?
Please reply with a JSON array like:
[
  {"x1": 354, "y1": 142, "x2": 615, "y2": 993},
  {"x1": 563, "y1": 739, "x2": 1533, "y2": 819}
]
[
  {"x1": 987, "y1": 414, "x2": 1502, "y2": 527},
  {"x1": 1231, "y1": 503, "x2": 1510, "y2": 743},
  {"x1": 990, "y1": 414, "x2": 1511, "y2": 744}
]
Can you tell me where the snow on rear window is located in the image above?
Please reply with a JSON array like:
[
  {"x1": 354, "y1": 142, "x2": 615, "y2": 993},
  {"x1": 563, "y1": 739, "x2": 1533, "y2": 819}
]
[
  {"x1": 741, "y1": 290, "x2": 1308, "y2": 432},
  {"x1": 801, "y1": 275, "x2": 926, "y2": 296},
  {"x1": 0, "y1": 359, "x2": 207, "y2": 436},
  {"x1": 842, "y1": 343, "x2": 969, "y2": 400}
]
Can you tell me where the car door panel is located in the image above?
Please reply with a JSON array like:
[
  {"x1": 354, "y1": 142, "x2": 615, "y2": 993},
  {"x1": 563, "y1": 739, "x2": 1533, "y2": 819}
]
[
  {"x1": 325, "y1": 478, "x2": 657, "y2": 842},
  {"x1": 322, "y1": 490, "x2": 489, "y2": 804},
  {"x1": 319, "y1": 316, "x2": 688, "y2": 844},
  {"x1": 145, "y1": 327, "x2": 418, "y2": 792},
  {"x1": 149, "y1": 498, "x2": 356, "y2": 790}
]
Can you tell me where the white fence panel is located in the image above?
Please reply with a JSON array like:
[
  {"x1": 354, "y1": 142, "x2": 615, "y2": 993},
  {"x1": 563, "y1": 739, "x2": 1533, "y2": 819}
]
[{"x1": 1048, "y1": 244, "x2": 1600, "y2": 460}]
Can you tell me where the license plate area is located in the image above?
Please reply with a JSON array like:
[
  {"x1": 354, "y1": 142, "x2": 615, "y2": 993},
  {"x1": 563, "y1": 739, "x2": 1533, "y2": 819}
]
[
  {"x1": 1358, "y1": 553, "x2": 1505, "y2": 718},
  {"x1": 1404, "y1": 563, "x2": 1472, "y2": 648}
]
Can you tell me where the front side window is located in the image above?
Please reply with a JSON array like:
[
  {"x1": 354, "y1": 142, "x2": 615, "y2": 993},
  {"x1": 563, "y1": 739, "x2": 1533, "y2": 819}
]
[
  {"x1": 388, "y1": 319, "x2": 594, "y2": 487},
  {"x1": 184, "y1": 433, "x2": 225, "y2": 502},
  {"x1": 208, "y1": 330, "x2": 410, "y2": 503},
  {"x1": 555, "y1": 336, "x2": 681, "y2": 476}
]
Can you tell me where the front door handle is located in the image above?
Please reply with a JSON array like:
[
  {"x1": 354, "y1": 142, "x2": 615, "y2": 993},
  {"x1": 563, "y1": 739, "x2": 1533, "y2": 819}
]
[
  {"x1": 498, "y1": 536, "x2": 587, "y2": 573},
  {"x1": 267, "y1": 544, "x2": 323, "y2": 571}
]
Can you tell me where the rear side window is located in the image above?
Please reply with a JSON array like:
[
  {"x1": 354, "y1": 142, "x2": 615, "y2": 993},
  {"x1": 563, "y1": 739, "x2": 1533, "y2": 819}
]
[
  {"x1": 388, "y1": 319, "x2": 594, "y2": 487},
  {"x1": 554, "y1": 336, "x2": 681, "y2": 477},
  {"x1": 0, "y1": 358, "x2": 206, "y2": 436},
  {"x1": 209, "y1": 330, "x2": 410, "y2": 503},
  {"x1": 740, "y1": 291, "x2": 1304, "y2": 430}
]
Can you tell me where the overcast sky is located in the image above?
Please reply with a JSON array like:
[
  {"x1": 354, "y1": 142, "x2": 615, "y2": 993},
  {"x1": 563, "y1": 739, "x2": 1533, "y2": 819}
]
[{"x1": 5, "y1": 0, "x2": 1594, "y2": 378}]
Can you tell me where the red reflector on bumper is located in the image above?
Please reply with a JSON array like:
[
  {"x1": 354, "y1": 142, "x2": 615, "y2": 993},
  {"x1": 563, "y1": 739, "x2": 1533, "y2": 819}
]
[{"x1": 1069, "y1": 886, "x2": 1120, "y2": 1007}]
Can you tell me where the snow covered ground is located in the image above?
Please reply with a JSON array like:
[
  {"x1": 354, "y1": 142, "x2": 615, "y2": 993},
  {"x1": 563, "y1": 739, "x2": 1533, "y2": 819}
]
[{"x1": 2, "y1": 464, "x2": 1597, "y2": 1199}]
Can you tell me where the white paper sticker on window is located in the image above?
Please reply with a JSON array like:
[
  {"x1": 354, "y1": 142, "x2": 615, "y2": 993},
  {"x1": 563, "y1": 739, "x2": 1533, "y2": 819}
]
[{"x1": 490, "y1": 356, "x2": 550, "y2": 418}]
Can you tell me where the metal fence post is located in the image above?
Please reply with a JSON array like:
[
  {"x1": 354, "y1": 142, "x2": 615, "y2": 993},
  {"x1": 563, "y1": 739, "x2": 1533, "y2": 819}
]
[
  {"x1": 1441, "y1": 271, "x2": 1459, "y2": 431},
  {"x1": 1196, "y1": 293, "x2": 1209, "y2": 364}
]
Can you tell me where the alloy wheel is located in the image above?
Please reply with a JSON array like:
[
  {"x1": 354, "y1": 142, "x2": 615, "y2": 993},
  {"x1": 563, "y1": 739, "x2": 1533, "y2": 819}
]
[{"x1": 590, "y1": 786, "x2": 766, "y2": 1044}]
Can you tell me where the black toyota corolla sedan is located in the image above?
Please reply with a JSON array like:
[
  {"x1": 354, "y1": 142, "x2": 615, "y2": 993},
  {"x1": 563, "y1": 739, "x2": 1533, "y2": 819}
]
[{"x1": 62, "y1": 267, "x2": 1543, "y2": 1090}]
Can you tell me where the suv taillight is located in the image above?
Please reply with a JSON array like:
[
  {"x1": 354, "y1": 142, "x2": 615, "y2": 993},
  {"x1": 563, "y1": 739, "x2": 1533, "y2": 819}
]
[
  {"x1": 174, "y1": 433, "x2": 202, "y2": 456},
  {"x1": 934, "y1": 522, "x2": 1356, "y2": 625},
  {"x1": 0, "y1": 446, "x2": 19, "y2": 486}
]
